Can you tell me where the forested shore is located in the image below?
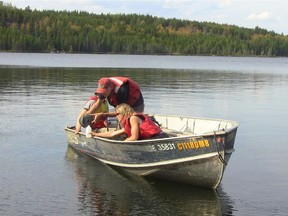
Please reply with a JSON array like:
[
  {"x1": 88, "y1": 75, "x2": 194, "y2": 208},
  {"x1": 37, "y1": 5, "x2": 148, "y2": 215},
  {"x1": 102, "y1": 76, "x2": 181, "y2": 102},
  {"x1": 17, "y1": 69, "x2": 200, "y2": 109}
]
[{"x1": 1, "y1": 1, "x2": 288, "y2": 56}]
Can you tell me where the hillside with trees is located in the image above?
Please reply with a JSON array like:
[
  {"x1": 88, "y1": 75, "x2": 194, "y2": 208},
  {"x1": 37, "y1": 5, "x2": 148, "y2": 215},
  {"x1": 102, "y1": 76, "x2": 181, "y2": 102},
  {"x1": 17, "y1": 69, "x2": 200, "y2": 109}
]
[{"x1": 1, "y1": 1, "x2": 288, "y2": 56}]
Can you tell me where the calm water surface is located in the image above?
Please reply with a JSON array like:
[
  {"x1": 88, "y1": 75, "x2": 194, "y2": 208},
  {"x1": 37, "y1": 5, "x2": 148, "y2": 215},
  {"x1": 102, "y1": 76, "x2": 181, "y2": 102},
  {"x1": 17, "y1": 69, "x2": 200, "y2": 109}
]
[{"x1": 1, "y1": 53, "x2": 288, "y2": 215}]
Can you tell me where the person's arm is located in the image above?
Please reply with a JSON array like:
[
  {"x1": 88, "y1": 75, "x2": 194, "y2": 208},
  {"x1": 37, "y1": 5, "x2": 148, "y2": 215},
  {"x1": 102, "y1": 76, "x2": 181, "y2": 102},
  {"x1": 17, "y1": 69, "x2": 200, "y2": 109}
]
[
  {"x1": 75, "y1": 108, "x2": 88, "y2": 134},
  {"x1": 90, "y1": 111, "x2": 118, "y2": 123},
  {"x1": 125, "y1": 116, "x2": 141, "y2": 141},
  {"x1": 91, "y1": 128, "x2": 125, "y2": 138}
]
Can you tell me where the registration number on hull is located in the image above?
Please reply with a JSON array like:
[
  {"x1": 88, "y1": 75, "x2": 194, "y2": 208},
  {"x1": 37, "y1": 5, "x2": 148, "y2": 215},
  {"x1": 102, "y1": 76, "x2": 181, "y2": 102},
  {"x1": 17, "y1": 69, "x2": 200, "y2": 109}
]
[{"x1": 148, "y1": 139, "x2": 211, "y2": 152}]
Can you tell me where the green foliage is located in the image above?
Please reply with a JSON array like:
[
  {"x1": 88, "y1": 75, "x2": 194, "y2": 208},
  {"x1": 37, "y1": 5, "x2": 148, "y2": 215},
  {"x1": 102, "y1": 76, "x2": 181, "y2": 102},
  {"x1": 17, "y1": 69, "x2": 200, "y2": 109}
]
[{"x1": 1, "y1": 1, "x2": 288, "y2": 56}]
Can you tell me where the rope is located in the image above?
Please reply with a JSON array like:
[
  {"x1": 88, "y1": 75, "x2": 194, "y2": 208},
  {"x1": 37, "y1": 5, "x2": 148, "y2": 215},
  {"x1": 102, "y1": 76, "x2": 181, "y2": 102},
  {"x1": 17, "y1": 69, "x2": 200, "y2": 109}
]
[{"x1": 214, "y1": 131, "x2": 227, "y2": 166}]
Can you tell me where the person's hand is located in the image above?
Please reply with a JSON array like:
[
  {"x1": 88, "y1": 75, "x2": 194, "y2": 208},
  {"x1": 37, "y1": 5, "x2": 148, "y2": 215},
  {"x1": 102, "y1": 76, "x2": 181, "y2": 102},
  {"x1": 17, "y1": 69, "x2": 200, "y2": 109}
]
[
  {"x1": 75, "y1": 128, "x2": 81, "y2": 134},
  {"x1": 90, "y1": 131, "x2": 98, "y2": 137}
]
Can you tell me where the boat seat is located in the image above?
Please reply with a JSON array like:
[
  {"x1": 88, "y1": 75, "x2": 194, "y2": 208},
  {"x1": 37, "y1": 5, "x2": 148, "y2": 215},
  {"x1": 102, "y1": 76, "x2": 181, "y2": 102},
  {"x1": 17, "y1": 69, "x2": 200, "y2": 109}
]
[{"x1": 161, "y1": 128, "x2": 193, "y2": 137}]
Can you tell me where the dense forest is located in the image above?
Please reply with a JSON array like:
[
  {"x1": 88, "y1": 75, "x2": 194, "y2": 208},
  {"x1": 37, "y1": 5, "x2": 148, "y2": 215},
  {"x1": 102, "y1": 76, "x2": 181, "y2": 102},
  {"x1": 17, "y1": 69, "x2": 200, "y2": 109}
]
[{"x1": 1, "y1": 1, "x2": 288, "y2": 56}]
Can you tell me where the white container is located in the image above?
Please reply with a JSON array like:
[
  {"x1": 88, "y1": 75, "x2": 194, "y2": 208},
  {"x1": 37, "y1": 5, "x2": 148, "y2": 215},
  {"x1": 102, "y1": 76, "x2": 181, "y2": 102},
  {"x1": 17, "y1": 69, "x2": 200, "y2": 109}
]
[{"x1": 85, "y1": 125, "x2": 92, "y2": 138}]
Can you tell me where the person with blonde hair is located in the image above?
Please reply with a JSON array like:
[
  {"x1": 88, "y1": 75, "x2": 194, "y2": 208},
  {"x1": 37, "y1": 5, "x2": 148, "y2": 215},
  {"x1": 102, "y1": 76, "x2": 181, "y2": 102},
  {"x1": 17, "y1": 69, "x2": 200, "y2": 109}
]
[{"x1": 91, "y1": 103, "x2": 162, "y2": 141}]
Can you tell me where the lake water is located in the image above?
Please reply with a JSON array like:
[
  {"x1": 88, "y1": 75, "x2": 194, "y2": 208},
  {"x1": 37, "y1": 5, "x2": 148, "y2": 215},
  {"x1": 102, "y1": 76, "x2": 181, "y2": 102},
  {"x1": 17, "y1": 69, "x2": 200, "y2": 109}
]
[{"x1": 1, "y1": 53, "x2": 288, "y2": 216}]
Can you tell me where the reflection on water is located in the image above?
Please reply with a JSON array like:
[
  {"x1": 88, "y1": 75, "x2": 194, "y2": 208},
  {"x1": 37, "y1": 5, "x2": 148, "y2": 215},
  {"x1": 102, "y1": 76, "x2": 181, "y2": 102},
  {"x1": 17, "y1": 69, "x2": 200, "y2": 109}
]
[
  {"x1": 2, "y1": 66, "x2": 287, "y2": 123},
  {"x1": 65, "y1": 147, "x2": 234, "y2": 215}
]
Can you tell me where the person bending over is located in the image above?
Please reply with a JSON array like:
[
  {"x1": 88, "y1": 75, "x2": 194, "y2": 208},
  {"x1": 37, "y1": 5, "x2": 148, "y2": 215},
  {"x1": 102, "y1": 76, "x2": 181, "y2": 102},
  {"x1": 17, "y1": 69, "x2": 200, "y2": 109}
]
[{"x1": 87, "y1": 77, "x2": 144, "y2": 120}]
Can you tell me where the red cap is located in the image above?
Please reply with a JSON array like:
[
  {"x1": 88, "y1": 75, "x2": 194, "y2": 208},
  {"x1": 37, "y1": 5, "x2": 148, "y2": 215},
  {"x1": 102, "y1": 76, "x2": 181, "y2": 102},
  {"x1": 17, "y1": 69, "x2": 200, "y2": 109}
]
[{"x1": 95, "y1": 78, "x2": 111, "y2": 94}]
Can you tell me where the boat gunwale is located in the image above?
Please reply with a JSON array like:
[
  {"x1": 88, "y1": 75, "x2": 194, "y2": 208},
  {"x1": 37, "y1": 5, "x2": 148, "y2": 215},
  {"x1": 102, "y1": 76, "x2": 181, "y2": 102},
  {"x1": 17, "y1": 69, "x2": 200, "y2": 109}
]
[
  {"x1": 65, "y1": 126, "x2": 238, "y2": 144},
  {"x1": 65, "y1": 114, "x2": 239, "y2": 144}
]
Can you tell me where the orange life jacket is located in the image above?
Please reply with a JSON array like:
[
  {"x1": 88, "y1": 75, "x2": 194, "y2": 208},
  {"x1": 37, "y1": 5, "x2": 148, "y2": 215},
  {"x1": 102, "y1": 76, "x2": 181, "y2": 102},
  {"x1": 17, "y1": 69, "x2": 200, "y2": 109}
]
[
  {"x1": 123, "y1": 114, "x2": 162, "y2": 140},
  {"x1": 107, "y1": 77, "x2": 141, "y2": 107}
]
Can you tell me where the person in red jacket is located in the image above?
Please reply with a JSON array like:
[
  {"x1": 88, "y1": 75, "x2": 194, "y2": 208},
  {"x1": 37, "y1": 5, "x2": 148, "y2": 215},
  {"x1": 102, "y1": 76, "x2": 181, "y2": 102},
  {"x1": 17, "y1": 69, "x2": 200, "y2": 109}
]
[
  {"x1": 87, "y1": 76, "x2": 144, "y2": 114},
  {"x1": 90, "y1": 103, "x2": 162, "y2": 141}
]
